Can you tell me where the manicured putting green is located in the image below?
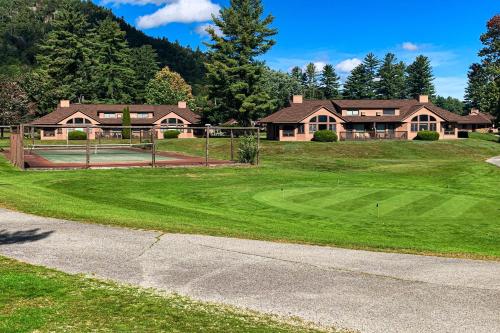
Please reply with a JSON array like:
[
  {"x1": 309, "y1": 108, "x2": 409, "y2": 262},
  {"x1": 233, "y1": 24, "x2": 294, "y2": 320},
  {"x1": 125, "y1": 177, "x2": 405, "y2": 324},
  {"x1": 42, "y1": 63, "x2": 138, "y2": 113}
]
[
  {"x1": 32, "y1": 148, "x2": 177, "y2": 163},
  {"x1": 253, "y1": 186, "x2": 493, "y2": 221}
]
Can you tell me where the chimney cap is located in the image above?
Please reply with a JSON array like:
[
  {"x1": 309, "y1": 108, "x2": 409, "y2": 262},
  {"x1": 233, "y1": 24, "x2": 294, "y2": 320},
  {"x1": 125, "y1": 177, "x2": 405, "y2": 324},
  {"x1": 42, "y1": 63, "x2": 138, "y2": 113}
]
[
  {"x1": 292, "y1": 95, "x2": 303, "y2": 104},
  {"x1": 60, "y1": 100, "x2": 70, "y2": 108},
  {"x1": 178, "y1": 101, "x2": 187, "y2": 109}
]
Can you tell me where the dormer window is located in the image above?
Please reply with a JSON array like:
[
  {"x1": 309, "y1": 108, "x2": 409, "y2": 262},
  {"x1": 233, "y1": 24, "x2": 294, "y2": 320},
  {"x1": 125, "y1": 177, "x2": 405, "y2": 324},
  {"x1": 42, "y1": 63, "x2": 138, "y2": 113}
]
[
  {"x1": 100, "y1": 112, "x2": 121, "y2": 119},
  {"x1": 136, "y1": 112, "x2": 150, "y2": 119},
  {"x1": 383, "y1": 109, "x2": 396, "y2": 116},
  {"x1": 346, "y1": 110, "x2": 359, "y2": 116}
]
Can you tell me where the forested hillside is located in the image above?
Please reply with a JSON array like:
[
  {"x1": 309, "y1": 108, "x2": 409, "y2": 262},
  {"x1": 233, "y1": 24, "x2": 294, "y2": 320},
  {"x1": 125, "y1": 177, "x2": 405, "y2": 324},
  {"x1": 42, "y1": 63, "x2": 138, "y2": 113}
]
[{"x1": 0, "y1": 0, "x2": 205, "y2": 85}]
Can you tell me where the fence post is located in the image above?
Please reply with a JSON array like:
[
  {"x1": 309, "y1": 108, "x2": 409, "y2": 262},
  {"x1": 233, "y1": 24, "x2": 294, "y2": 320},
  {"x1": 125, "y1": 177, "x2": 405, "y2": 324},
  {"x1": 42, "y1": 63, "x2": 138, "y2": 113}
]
[
  {"x1": 205, "y1": 125, "x2": 210, "y2": 167},
  {"x1": 230, "y1": 129, "x2": 234, "y2": 161},
  {"x1": 151, "y1": 127, "x2": 156, "y2": 168},
  {"x1": 85, "y1": 126, "x2": 90, "y2": 169},
  {"x1": 30, "y1": 126, "x2": 35, "y2": 147},
  {"x1": 256, "y1": 127, "x2": 260, "y2": 166}
]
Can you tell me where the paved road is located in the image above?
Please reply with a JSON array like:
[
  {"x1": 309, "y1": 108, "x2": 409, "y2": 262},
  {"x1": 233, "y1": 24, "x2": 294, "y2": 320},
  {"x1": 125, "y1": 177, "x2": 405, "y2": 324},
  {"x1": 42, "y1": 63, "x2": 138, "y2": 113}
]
[
  {"x1": 0, "y1": 208, "x2": 499, "y2": 333},
  {"x1": 487, "y1": 156, "x2": 500, "y2": 167}
]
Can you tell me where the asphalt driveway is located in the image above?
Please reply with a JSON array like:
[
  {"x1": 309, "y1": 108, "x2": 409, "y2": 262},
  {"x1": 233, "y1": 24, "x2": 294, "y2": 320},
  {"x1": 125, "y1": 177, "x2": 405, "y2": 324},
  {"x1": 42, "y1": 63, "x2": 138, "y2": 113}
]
[{"x1": 0, "y1": 208, "x2": 499, "y2": 333}]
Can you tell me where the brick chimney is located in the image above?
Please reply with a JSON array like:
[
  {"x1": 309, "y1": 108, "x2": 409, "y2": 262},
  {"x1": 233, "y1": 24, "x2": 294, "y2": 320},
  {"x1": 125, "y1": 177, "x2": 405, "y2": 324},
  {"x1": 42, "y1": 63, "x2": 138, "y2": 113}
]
[
  {"x1": 60, "y1": 100, "x2": 70, "y2": 108},
  {"x1": 470, "y1": 108, "x2": 480, "y2": 115},
  {"x1": 417, "y1": 95, "x2": 429, "y2": 103},
  {"x1": 178, "y1": 101, "x2": 187, "y2": 109},
  {"x1": 292, "y1": 95, "x2": 303, "y2": 104}
]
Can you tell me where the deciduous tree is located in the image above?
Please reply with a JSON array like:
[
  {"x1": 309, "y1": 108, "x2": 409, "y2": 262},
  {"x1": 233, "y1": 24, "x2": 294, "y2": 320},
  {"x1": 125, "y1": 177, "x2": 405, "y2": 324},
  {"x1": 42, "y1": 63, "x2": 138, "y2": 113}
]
[{"x1": 145, "y1": 67, "x2": 194, "y2": 106}]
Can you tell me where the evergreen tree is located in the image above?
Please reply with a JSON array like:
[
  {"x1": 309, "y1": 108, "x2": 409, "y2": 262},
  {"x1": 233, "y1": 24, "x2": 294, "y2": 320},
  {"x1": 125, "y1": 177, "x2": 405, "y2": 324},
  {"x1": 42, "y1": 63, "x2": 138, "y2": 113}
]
[
  {"x1": 342, "y1": 53, "x2": 379, "y2": 99},
  {"x1": 377, "y1": 53, "x2": 406, "y2": 99},
  {"x1": 343, "y1": 64, "x2": 368, "y2": 99},
  {"x1": 91, "y1": 18, "x2": 136, "y2": 103},
  {"x1": 304, "y1": 62, "x2": 321, "y2": 99},
  {"x1": 362, "y1": 53, "x2": 380, "y2": 99},
  {"x1": 121, "y1": 106, "x2": 131, "y2": 139},
  {"x1": 205, "y1": 0, "x2": 277, "y2": 125},
  {"x1": 145, "y1": 66, "x2": 194, "y2": 106},
  {"x1": 406, "y1": 55, "x2": 435, "y2": 98},
  {"x1": 320, "y1": 64, "x2": 341, "y2": 99},
  {"x1": 290, "y1": 66, "x2": 304, "y2": 95},
  {"x1": 465, "y1": 15, "x2": 499, "y2": 120},
  {"x1": 35, "y1": 5, "x2": 94, "y2": 104},
  {"x1": 131, "y1": 45, "x2": 159, "y2": 103}
]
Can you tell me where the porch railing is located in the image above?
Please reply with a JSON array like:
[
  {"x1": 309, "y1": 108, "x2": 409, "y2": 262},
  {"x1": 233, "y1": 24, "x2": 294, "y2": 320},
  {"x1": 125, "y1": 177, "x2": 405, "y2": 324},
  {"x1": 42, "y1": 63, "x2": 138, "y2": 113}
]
[{"x1": 339, "y1": 131, "x2": 408, "y2": 141}]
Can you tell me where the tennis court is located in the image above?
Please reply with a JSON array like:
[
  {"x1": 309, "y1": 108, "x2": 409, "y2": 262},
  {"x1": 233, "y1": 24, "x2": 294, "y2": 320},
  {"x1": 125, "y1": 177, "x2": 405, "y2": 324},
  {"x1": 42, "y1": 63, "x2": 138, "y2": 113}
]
[{"x1": 32, "y1": 147, "x2": 176, "y2": 164}]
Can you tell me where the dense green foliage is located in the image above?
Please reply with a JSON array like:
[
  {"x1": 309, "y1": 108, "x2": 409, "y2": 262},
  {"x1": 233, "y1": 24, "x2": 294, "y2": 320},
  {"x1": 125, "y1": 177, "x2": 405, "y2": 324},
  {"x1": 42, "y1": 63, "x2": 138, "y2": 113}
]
[
  {"x1": 465, "y1": 15, "x2": 500, "y2": 121},
  {"x1": 1, "y1": 138, "x2": 499, "y2": 258},
  {"x1": 0, "y1": 0, "x2": 206, "y2": 115},
  {"x1": 163, "y1": 130, "x2": 181, "y2": 139},
  {"x1": 376, "y1": 53, "x2": 406, "y2": 99},
  {"x1": 433, "y1": 95, "x2": 465, "y2": 114},
  {"x1": 205, "y1": 0, "x2": 277, "y2": 126},
  {"x1": 0, "y1": 257, "x2": 323, "y2": 333},
  {"x1": 313, "y1": 130, "x2": 338, "y2": 142},
  {"x1": 343, "y1": 53, "x2": 379, "y2": 99},
  {"x1": 238, "y1": 135, "x2": 259, "y2": 164},
  {"x1": 405, "y1": 55, "x2": 436, "y2": 98},
  {"x1": 145, "y1": 67, "x2": 194, "y2": 106},
  {"x1": 68, "y1": 130, "x2": 87, "y2": 140},
  {"x1": 122, "y1": 107, "x2": 131, "y2": 139},
  {"x1": 320, "y1": 64, "x2": 341, "y2": 99},
  {"x1": 415, "y1": 131, "x2": 440, "y2": 141}
]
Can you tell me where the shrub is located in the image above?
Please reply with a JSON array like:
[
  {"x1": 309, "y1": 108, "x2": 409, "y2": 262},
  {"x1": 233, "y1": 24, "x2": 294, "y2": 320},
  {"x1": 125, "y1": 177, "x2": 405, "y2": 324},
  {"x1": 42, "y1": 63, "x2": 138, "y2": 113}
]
[
  {"x1": 415, "y1": 130, "x2": 439, "y2": 141},
  {"x1": 458, "y1": 131, "x2": 469, "y2": 139},
  {"x1": 163, "y1": 130, "x2": 181, "y2": 139},
  {"x1": 238, "y1": 135, "x2": 258, "y2": 164},
  {"x1": 68, "y1": 130, "x2": 87, "y2": 140},
  {"x1": 122, "y1": 107, "x2": 131, "y2": 139},
  {"x1": 313, "y1": 130, "x2": 337, "y2": 142}
]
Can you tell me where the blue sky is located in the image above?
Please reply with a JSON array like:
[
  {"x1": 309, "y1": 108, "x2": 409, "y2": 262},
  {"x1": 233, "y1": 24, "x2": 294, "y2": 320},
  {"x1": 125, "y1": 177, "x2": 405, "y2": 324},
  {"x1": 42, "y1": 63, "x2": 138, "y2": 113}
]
[{"x1": 98, "y1": 0, "x2": 498, "y2": 99}]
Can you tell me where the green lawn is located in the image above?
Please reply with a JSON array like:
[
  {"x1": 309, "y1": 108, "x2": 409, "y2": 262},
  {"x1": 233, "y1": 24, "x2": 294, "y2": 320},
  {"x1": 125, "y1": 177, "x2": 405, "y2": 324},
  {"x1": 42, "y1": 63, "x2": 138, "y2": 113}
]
[
  {"x1": 0, "y1": 257, "x2": 326, "y2": 333},
  {"x1": 0, "y1": 138, "x2": 499, "y2": 258}
]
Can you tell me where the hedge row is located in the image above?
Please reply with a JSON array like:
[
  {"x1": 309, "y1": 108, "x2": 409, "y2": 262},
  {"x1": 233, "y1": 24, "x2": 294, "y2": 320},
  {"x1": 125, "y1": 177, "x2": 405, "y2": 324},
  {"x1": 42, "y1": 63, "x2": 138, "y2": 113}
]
[{"x1": 313, "y1": 130, "x2": 338, "y2": 142}]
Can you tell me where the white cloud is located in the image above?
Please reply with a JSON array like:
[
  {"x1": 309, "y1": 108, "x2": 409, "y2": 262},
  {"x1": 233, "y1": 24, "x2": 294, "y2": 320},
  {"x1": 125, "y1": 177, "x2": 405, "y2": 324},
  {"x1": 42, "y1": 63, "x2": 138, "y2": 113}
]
[
  {"x1": 335, "y1": 58, "x2": 362, "y2": 73},
  {"x1": 301, "y1": 61, "x2": 327, "y2": 72},
  {"x1": 434, "y1": 76, "x2": 467, "y2": 99},
  {"x1": 402, "y1": 42, "x2": 418, "y2": 51},
  {"x1": 195, "y1": 23, "x2": 222, "y2": 37},
  {"x1": 136, "y1": 0, "x2": 220, "y2": 29},
  {"x1": 101, "y1": 0, "x2": 171, "y2": 5}
]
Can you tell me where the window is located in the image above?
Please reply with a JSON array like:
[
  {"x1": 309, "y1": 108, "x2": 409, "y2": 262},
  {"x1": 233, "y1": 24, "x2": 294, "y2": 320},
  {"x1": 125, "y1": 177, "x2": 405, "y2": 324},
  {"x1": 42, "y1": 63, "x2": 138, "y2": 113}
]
[
  {"x1": 383, "y1": 109, "x2": 396, "y2": 116},
  {"x1": 57, "y1": 128, "x2": 63, "y2": 135},
  {"x1": 161, "y1": 118, "x2": 185, "y2": 133},
  {"x1": 282, "y1": 125, "x2": 295, "y2": 137},
  {"x1": 346, "y1": 110, "x2": 359, "y2": 116},
  {"x1": 136, "y1": 112, "x2": 150, "y2": 119},
  {"x1": 411, "y1": 114, "x2": 437, "y2": 132},
  {"x1": 308, "y1": 115, "x2": 337, "y2": 133},
  {"x1": 66, "y1": 118, "x2": 91, "y2": 124},
  {"x1": 43, "y1": 128, "x2": 55, "y2": 137},
  {"x1": 298, "y1": 124, "x2": 305, "y2": 134}
]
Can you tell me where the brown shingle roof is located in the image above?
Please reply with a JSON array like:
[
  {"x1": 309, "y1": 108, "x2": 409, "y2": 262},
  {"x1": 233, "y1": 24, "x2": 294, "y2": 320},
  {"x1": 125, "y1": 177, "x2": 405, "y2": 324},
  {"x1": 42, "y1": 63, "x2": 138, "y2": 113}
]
[
  {"x1": 259, "y1": 100, "x2": 339, "y2": 123},
  {"x1": 457, "y1": 112, "x2": 494, "y2": 124},
  {"x1": 31, "y1": 104, "x2": 200, "y2": 125},
  {"x1": 261, "y1": 98, "x2": 469, "y2": 124}
]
